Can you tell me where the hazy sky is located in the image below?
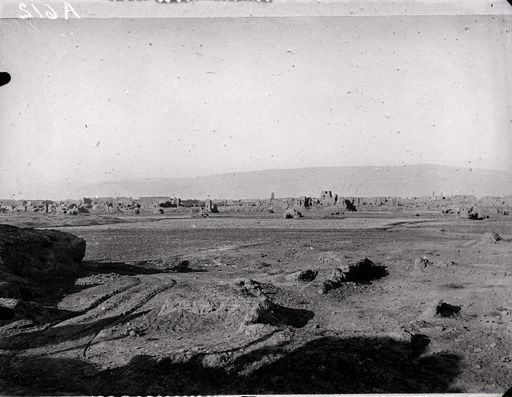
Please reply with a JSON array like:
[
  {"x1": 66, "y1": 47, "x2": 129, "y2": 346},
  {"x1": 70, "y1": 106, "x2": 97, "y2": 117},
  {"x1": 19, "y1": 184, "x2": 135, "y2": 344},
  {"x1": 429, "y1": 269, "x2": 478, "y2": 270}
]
[{"x1": 0, "y1": 16, "x2": 511, "y2": 197}]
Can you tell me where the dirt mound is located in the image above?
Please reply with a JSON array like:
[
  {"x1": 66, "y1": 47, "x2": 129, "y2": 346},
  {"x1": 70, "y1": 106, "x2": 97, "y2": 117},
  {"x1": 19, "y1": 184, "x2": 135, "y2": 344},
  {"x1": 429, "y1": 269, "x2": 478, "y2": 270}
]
[
  {"x1": 318, "y1": 251, "x2": 346, "y2": 266},
  {"x1": 319, "y1": 268, "x2": 345, "y2": 294},
  {"x1": 168, "y1": 259, "x2": 200, "y2": 273},
  {"x1": 243, "y1": 297, "x2": 313, "y2": 328},
  {"x1": 75, "y1": 272, "x2": 121, "y2": 286},
  {"x1": 480, "y1": 232, "x2": 502, "y2": 244},
  {"x1": 285, "y1": 269, "x2": 318, "y2": 282},
  {"x1": 283, "y1": 209, "x2": 303, "y2": 219},
  {"x1": 235, "y1": 278, "x2": 278, "y2": 297},
  {"x1": 414, "y1": 256, "x2": 433, "y2": 270},
  {"x1": 411, "y1": 257, "x2": 457, "y2": 271},
  {"x1": 343, "y1": 258, "x2": 388, "y2": 282},
  {"x1": 319, "y1": 258, "x2": 387, "y2": 294},
  {"x1": 422, "y1": 300, "x2": 462, "y2": 318},
  {"x1": 0, "y1": 224, "x2": 86, "y2": 300},
  {"x1": 436, "y1": 301, "x2": 461, "y2": 317},
  {"x1": 468, "y1": 212, "x2": 484, "y2": 220},
  {"x1": 158, "y1": 279, "x2": 312, "y2": 336}
]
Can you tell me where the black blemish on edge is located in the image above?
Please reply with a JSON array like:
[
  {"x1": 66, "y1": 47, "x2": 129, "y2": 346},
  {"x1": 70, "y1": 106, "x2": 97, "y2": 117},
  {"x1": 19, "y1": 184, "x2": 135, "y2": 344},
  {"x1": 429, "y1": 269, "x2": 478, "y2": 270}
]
[{"x1": 0, "y1": 72, "x2": 11, "y2": 87}]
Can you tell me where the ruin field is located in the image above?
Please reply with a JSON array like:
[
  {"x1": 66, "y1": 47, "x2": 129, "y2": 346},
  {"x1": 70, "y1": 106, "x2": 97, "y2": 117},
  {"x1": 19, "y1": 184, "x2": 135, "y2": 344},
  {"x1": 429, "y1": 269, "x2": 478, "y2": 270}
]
[{"x1": 1, "y1": 213, "x2": 511, "y2": 394}]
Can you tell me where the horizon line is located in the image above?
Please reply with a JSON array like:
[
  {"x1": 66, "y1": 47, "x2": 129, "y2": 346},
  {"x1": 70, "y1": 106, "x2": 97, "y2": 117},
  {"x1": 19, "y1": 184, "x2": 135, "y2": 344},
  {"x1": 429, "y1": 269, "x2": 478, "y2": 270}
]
[{"x1": 67, "y1": 162, "x2": 512, "y2": 186}]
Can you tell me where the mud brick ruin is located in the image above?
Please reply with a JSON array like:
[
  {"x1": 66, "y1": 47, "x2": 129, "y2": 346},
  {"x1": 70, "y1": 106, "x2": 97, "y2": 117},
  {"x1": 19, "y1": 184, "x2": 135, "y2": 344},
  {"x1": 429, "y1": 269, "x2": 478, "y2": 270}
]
[{"x1": 2, "y1": 192, "x2": 511, "y2": 219}]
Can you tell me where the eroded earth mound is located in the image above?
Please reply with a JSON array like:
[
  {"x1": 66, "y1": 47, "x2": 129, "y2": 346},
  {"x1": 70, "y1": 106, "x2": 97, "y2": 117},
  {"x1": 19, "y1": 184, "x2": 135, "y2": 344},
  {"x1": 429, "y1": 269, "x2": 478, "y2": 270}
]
[
  {"x1": 319, "y1": 258, "x2": 387, "y2": 294},
  {"x1": 0, "y1": 224, "x2": 85, "y2": 301}
]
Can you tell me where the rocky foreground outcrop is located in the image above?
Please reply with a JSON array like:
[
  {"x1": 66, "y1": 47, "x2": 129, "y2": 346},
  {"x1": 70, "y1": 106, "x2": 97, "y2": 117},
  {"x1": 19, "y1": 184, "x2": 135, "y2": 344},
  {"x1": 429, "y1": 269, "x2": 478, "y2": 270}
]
[{"x1": 0, "y1": 224, "x2": 86, "y2": 300}]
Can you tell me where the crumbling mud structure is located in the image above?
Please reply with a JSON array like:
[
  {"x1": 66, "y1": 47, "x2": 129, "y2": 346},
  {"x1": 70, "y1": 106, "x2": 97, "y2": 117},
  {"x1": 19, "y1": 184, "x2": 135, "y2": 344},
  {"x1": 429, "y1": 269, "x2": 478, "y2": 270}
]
[{"x1": 3, "y1": 192, "x2": 510, "y2": 220}]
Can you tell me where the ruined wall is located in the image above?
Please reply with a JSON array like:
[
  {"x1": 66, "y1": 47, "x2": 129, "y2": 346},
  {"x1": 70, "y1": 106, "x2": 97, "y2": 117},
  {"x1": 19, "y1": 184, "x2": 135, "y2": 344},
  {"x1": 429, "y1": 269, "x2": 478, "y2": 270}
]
[{"x1": 1, "y1": 192, "x2": 511, "y2": 218}]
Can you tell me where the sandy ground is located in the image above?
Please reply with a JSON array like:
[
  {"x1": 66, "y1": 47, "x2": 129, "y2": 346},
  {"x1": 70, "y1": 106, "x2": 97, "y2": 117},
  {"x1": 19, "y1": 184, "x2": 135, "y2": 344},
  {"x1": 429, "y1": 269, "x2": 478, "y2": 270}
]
[{"x1": 0, "y1": 212, "x2": 511, "y2": 394}]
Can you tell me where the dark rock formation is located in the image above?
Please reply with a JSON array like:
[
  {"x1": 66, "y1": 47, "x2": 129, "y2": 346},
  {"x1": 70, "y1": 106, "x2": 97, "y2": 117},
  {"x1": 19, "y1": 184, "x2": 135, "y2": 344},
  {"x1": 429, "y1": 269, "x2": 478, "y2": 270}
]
[{"x1": 0, "y1": 224, "x2": 86, "y2": 300}]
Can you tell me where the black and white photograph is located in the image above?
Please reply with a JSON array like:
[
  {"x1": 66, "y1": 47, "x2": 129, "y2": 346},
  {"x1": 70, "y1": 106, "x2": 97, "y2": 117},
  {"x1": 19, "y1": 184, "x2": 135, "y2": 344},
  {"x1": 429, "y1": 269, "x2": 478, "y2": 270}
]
[{"x1": 0, "y1": 0, "x2": 511, "y2": 394}]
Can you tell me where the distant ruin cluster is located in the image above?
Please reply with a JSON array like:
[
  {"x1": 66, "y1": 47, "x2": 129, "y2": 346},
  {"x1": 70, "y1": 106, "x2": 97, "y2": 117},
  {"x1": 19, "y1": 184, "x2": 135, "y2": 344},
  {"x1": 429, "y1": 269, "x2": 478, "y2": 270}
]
[
  {"x1": 1, "y1": 192, "x2": 511, "y2": 218},
  {"x1": 0, "y1": 195, "x2": 215, "y2": 216},
  {"x1": 221, "y1": 191, "x2": 512, "y2": 218}
]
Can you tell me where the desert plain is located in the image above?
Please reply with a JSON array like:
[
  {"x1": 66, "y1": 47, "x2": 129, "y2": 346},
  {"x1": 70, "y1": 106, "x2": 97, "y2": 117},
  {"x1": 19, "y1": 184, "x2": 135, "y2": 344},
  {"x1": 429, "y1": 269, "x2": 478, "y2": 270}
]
[{"x1": 0, "y1": 210, "x2": 511, "y2": 394}]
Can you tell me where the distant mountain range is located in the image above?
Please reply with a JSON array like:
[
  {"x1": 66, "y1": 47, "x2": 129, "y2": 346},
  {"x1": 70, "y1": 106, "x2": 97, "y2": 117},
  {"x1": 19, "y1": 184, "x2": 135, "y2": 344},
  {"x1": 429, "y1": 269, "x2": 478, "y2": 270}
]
[{"x1": 6, "y1": 164, "x2": 512, "y2": 200}]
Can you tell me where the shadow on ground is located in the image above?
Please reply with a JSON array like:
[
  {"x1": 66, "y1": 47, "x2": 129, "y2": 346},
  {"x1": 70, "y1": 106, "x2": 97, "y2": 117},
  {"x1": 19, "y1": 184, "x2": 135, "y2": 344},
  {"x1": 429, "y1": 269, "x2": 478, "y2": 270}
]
[
  {"x1": 82, "y1": 259, "x2": 207, "y2": 275},
  {"x1": 0, "y1": 335, "x2": 462, "y2": 395},
  {"x1": 0, "y1": 259, "x2": 178, "y2": 327},
  {"x1": 0, "y1": 310, "x2": 149, "y2": 351},
  {"x1": 348, "y1": 263, "x2": 388, "y2": 284}
]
